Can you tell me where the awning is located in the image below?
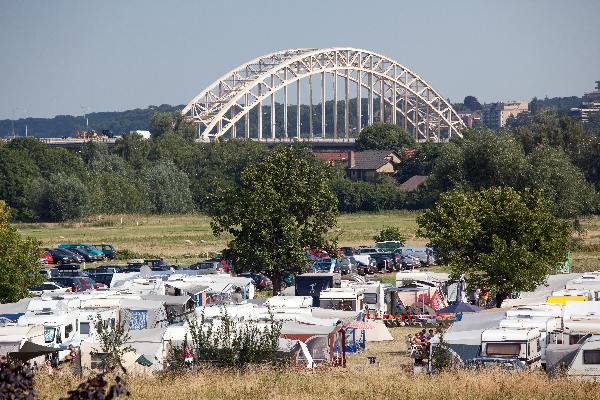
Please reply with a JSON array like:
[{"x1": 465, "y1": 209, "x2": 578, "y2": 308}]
[
  {"x1": 135, "y1": 354, "x2": 154, "y2": 367},
  {"x1": 8, "y1": 341, "x2": 58, "y2": 361}
]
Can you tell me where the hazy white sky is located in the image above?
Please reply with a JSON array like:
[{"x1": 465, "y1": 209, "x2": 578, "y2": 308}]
[{"x1": 1, "y1": 0, "x2": 599, "y2": 119}]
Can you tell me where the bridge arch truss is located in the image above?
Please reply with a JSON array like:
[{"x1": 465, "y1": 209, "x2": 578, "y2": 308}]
[{"x1": 182, "y1": 48, "x2": 466, "y2": 142}]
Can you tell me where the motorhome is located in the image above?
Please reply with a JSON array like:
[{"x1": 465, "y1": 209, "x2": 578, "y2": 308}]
[
  {"x1": 499, "y1": 317, "x2": 562, "y2": 366},
  {"x1": 319, "y1": 287, "x2": 364, "y2": 312},
  {"x1": 480, "y1": 328, "x2": 542, "y2": 367},
  {"x1": 17, "y1": 309, "x2": 80, "y2": 359}
]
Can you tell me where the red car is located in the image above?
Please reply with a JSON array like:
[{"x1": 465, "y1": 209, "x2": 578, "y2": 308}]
[{"x1": 40, "y1": 251, "x2": 53, "y2": 264}]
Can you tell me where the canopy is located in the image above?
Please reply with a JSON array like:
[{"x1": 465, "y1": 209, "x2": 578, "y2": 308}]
[
  {"x1": 135, "y1": 354, "x2": 154, "y2": 367},
  {"x1": 437, "y1": 302, "x2": 481, "y2": 314},
  {"x1": 8, "y1": 341, "x2": 57, "y2": 361}
]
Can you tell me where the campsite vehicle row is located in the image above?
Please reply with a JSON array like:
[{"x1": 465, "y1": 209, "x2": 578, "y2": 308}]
[{"x1": 430, "y1": 271, "x2": 600, "y2": 379}]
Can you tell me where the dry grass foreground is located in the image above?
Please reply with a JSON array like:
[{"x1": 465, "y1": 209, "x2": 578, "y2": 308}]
[
  {"x1": 34, "y1": 326, "x2": 600, "y2": 400},
  {"x1": 34, "y1": 363, "x2": 600, "y2": 400}
]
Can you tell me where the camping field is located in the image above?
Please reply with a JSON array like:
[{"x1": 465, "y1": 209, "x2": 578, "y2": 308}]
[
  {"x1": 33, "y1": 325, "x2": 600, "y2": 400},
  {"x1": 16, "y1": 211, "x2": 424, "y2": 261},
  {"x1": 17, "y1": 212, "x2": 600, "y2": 272}
]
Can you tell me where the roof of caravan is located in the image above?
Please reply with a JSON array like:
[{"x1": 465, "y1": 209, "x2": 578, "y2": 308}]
[
  {"x1": 0, "y1": 325, "x2": 42, "y2": 340},
  {"x1": 0, "y1": 299, "x2": 31, "y2": 314},
  {"x1": 280, "y1": 322, "x2": 338, "y2": 335},
  {"x1": 264, "y1": 296, "x2": 313, "y2": 308},
  {"x1": 499, "y1": 317, "x2": 560, "y2": 330},
  {"x1": 120, "y1": 299, "x2": 165, "y2": 310},
  {"x1": 164, "y1": 281, "x2": 209, "y2": 294},
  {"x1": 481, "y1": 328, "x2": 541, "y2": 341},
  {"x1": 319, "y1": 288, "x2": 363, "y2": 299},
  {"x1": 141, "y1": 295, "x2": 192, "y2": 306},
  {"x1": 311, "y1": 308, "x2": 360, "y2": 322},
  {"x1": 564, "y1": 301, "x2": 600, "y2": 320}
]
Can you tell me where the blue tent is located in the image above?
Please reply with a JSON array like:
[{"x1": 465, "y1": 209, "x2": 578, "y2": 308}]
[{"x1": 438, "y1": 302, "x2": 481, "y2": 314}]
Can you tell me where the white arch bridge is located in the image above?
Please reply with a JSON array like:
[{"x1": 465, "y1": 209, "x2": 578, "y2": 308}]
[{"x1": 182, "y1": 48, "x2": 465, "y2": 142}]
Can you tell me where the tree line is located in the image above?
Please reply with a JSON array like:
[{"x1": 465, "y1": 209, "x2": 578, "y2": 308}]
[{"x1": 1, "y1": 106, "x2": 600, "y2": 222}]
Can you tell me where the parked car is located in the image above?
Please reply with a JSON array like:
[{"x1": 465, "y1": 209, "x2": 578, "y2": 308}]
[
  {"x1": 339, "y1": 247, "x2": 355, "y2": 257},
  {"x1": 93, "y1": 243, "x2": 116, "y2": 259},
  {"x1": 355, "y1": 247, "x2": 381, "y2": 255},
  {"x1": 338, "y1": 256, "x2": 358, "y2": 275},
  {"x1": 29, "y1": 281, "x2": 70, "y2": 296},
  {"x1": 379, "y1": 252, "x2": 401, "y2": 271},
  {"x1": 398, "y1": 254, "x2": 420, "y2": 270},
  {"x1": 58, "y1": 244, "x2": 105, "y2": 261},
  {"x1": 376, "y1": 241, "x2": 405, "y2": 252},
  {"x1": 38, "y1": 268, "x2": 60, "y2": 280},
  {"x1": 370, "y1": 253, "x2": 394, "y2": 272},
  {"x1": 51, "y1": 276, "x2": 99, "y2": 292},
  {"x1": 67, "y1": 247, "x2": 99, "y2": 262},
  {"x1": 189, "y1": 261, "x2": 223, "y2": 274},
  {"x1": 311, "y1": 258, "x2": 338, "y2": 273},
  {"x1": 237, "y1": 272, "x2": 273, "y2": 291},
  {"x1": 45, "y1": 248, "x2": 82, "y2": 264},
  {"x1": 40, "y1": 251, "x2": 53, "y2": 264}
]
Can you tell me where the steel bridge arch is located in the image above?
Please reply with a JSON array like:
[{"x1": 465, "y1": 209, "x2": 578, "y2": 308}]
[{"x1": 182, "y1": 48, "x2": 466, "y2": 142}]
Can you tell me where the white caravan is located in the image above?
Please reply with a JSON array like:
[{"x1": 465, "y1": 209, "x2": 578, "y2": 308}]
[
  {"x1": 480, "y1": 328, "x2": 542, "y2": 367},
  {"x1": 566, "y1": 275, "x2": 600, "y2": 301},
  {"x1": 505, "y1": 303, "x2": 563, "y2": 319},
  {"x1": 319, "y1": 287, "x2": 365, "y2": 312},
  {"x1": 562, "y1": 301, "x2": 600, "y2": 345},
  {"x1": 499, "y1": 317, "x2": 562, "y2": 366},
  {"x1": 565, "y1": 335, "x2": 600, "y2": 380},
  {"x1": 77, "y1": 308, "x2": 118, "y2": 341}
]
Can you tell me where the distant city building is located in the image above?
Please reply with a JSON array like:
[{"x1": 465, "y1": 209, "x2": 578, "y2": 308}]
[
  {"x1": 457, "y1": 111, "x2": 481, "y2": 128},
  {"x1": 482, "y1": 101, "x2": 529, "y2": 130},
  {"x1": 571, "y1": 81, "x2": 600, "y2": 123}
]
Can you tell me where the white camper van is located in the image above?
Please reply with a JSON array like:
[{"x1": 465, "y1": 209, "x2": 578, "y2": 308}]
[
  {"x1": 505, "y1": 303, "x2": 563, "y2": 319},
  {"x1": 480, "y1": 328, "x2": 542, "y2": 367},
  {"x1": 499, "y1": 317, "x2": 562, "y2": 366}
]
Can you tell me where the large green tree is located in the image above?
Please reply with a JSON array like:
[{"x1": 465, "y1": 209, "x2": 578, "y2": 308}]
[
  {"x1": 355, "y1": 123, "x2": 415, "y2": 150},
  {"x1": 417, "y1": 187, "x2": 572, "y2": 307},
  {"x1": 208, "y1": 145, "x2": 338, "y2": 293},
  {"x1": 0, "y1": 201, "x2": 42, "y2": 303}
]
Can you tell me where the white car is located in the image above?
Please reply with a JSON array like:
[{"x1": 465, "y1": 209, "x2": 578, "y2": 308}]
[{"x1": 29, "y1": 281, "x2": 70, "y2": 296}]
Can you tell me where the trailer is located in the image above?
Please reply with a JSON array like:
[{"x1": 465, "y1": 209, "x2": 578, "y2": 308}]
[{"x1": 480, "y1": 328, "x2": 542, "y2": 367}]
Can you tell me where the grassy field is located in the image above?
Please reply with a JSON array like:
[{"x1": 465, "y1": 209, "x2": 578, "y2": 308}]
[
  {"x1": 17, "y1": 211, "x2": 600, "y2": 272},
  {"x1": 34, "y1": 325, "x2": 600, "y2": 399},
  {"x1": 16, "y1": 211, "x2": 423, "y2": 262}
]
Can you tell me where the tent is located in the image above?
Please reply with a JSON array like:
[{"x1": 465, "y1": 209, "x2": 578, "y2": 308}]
[
  {"x1": 364, "y1": 320, "x2": 393, "y2": 342},
  {"x1": 8, "y1": 341, "x2": 58, "y2": 362},
  {"x1": 437, "y1": 302, "x2": 481, "y2": 314}
]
